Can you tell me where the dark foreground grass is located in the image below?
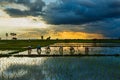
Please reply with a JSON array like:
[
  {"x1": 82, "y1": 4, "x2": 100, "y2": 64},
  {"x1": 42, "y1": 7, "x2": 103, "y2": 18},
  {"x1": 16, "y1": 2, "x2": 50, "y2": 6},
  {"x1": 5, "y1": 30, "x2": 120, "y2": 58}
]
[
  {"x1": 0, "y1": 39, "x2": 120, "y2": 50},
  {"x1": 0, "y1": 54, "x2": 120, "y2": 58}
]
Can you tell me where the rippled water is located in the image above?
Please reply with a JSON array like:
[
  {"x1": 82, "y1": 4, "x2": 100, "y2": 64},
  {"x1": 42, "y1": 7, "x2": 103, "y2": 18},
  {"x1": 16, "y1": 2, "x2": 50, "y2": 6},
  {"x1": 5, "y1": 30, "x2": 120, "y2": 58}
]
[
  {"x1": 17, "y1": 47, "x2": 120, "y2": 55},
  {"x1": 0, "y1": 57, "x2": 120, "y2": 80},
  {"x1": 0, "y1": 50, "x2": 16, "y2": 54},
  {"x1": 1, "y1": 43, "x2": 120, "y2": 80},
  {"x1": 1, "y1": 43, "x2": 120, "y2": 55}
]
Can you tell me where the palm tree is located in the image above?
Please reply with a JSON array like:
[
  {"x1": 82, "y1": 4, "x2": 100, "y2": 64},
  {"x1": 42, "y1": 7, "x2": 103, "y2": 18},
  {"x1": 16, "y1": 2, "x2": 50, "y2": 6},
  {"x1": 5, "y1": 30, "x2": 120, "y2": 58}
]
[{"x1": 6, "y1": 33, "x2": 8, "y2": 40}]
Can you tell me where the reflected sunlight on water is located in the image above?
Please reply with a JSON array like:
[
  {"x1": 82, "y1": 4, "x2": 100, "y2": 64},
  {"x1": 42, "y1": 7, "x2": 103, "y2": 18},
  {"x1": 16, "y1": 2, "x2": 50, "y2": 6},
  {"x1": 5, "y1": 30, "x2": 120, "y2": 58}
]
[
  {"x1": 0, "y1": 57, "x2": 120, "y2": 80},
  {"x1": 0, "y1": 50, "x2": 16, "y2": 54},
  {"x1": 1, "y1": 43, "x2": 120, "y2": 80},
  {"x1": 17, "y1": 47, "x2": 120, "y2": 55}
]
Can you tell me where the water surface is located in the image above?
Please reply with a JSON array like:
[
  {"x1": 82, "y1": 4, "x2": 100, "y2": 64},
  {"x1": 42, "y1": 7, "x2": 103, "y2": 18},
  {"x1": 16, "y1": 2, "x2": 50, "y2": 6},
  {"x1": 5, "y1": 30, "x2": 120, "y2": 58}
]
[{"x1": 0, "y1": 57, "x2": 120, "y2": 80}]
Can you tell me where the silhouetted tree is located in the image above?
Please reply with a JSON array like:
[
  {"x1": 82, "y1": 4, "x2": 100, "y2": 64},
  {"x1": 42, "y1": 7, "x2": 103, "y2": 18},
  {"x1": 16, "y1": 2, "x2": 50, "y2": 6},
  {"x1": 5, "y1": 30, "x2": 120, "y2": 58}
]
[
  {"x1": 41, "y1": 36, "x2": 44, "y2": 40},
  {"x1": 46, "y1": 36, "x2": 51, "y2": 40},
  {"x1": 10, "y1": 33, "x2": 17, "y2": 40},
  {"x1": 6, "y1": 33, "x2": 8, "y2": 40}
]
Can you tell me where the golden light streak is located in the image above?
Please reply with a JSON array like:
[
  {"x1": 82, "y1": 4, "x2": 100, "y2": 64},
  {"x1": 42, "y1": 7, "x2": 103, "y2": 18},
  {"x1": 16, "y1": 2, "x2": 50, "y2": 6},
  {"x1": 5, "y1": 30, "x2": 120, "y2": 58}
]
[
  {"x1": 53, "y1": 31, "x2": 104, "y2": 39},
  {"x1": 18, "y1": 31, "x2": 105, "y2": 39}
]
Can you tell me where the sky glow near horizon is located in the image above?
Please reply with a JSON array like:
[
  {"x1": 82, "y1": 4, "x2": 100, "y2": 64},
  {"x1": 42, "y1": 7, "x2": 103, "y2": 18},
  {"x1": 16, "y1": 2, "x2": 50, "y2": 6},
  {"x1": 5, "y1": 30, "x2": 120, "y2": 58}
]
[{"x1": 0, "y1": 0, "x2": 120, "y2": 39}]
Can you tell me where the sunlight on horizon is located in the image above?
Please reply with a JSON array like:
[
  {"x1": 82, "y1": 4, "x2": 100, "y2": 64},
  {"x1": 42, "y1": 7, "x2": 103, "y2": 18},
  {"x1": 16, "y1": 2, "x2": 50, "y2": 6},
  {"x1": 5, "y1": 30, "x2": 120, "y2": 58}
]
[{"x1": 17, "y1": 31, "x2": 105, "y2": 39}]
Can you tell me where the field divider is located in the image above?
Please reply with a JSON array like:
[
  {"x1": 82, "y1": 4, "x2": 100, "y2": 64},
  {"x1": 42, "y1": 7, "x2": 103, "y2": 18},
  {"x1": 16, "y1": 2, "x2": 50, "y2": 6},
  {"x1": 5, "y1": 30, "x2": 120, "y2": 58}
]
[{"x1": 0, "y1": 54, "x2": 120, "y2": 58}]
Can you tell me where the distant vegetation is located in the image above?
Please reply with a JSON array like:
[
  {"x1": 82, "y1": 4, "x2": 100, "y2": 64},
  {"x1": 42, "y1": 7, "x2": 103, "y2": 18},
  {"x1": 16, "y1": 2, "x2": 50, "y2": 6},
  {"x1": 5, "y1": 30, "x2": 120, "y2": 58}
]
[{"x1": 0, "y1": 39, "x2": 120, "y2": 51}]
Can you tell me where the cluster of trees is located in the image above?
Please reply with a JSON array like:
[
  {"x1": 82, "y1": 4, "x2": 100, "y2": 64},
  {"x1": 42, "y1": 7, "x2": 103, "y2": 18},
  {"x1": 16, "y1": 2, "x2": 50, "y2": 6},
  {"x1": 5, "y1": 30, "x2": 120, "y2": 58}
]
[
  {"x1": 5, "y1": 33, "x2": 50, "y2": 40},
  {"x1": 6, "y1": 33, "x2": 17, "y2": 40},
  {"x1": 0, "y1": 33, "x2": 51, "y2": 40}
]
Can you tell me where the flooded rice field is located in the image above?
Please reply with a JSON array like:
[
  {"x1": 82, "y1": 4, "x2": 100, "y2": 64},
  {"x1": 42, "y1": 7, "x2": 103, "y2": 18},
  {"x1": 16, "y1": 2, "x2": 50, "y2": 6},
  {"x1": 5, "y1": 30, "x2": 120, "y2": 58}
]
[
  {"x1": 0, "y1": 50, "x2": 17, "y2": 54},
  {"x1": 0, "y1": 57, "x2": 120, "y2": 80},
  {"x1": 1, "y1": 43, "x2": 120, "y2": 55},
  {"x1": 15, "y1": 47, "x2": 120, "y2": 55},
  {"x1": 16, "y1": 43, "x2": 120, "y2": 55},
  {"x1": 0, "y1": 43, "x2": 120, "y2": 80}
]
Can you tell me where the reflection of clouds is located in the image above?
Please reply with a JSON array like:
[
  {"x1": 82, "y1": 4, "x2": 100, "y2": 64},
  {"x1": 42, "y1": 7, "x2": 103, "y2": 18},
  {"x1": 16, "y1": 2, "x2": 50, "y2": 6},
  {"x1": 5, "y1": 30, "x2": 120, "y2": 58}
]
[
  {"x1": 3, "y1": 69, "x2": 28, "y2": 79},
  {"x1": 90, "y1": 47, "x2": 120, "y2": 54},
  {"x1": 0, "y1": 57, "x2": 46, "y2": 79},
  {"x1": 17, "y1": 43, "x2": 120, "y2": 55},
  {"x1": 0, "y1": 57, "x2": 120, "y2": 80}
]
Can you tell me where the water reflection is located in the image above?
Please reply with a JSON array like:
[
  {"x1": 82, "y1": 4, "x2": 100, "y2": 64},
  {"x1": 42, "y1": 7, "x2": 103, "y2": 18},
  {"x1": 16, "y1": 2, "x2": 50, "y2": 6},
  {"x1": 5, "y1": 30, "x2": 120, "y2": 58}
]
[
  {"x1": 0, "y1": 58, "x2": 46, "y2": 80},
  {"x1": 69, "y1": 46, "x2": 75, "y2": 55},
  {"x1": 50, "y1": 43, "x2": 120, "y2": 47},
  {"x1": 85, "y1": 47, "x2": 89, "y2": 55},
  {"x1": 0, "y1": 57, "x2": 120, "y2": 80},
  {"x1": 59, "y1": 46, "x2": 63, "y2": 55},
  {"x1": 18, "y1": 46, "x2": 120, "y2": 55},
  {"x1": 45, "y1": 46, "x2": 51, "y2": 55},
  {"x1": 36, "y1": 45, "x2": 42, "y2": 55},
  {"x1": 0, "y1": 50, "x2": 16, "y2": 54}
]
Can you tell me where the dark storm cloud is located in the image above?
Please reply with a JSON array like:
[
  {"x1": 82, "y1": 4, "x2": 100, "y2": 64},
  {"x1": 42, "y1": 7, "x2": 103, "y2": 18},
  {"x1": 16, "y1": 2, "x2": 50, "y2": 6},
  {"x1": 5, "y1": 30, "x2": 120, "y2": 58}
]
[
  {"x1": 83, "y1": 19, "x2": 120, "y2": 38},
  {"x1": 43, "y1": 0, "x2": 120, "y2": 25},
  {"x1": 1, "y1": 0, "x2": 120, "y2": 38},
  {"x1": 15, "y1": 0, "x2": 45, "y2": 13},
  {"x1": 109, "y1": 0, "x2": 120, "y2": 8},
  {"x1": 1, "y1": 0, "x2": 45, "y2": 16},
  {"x1": 53, "y1": 19, "x2": 120, "y2": 38},
  {"x1": 4, "y1": 9, "x2": 29, "y2": 17},
  {"x1": 42, "y1": 0, "x2": 120, "y2": 38}
]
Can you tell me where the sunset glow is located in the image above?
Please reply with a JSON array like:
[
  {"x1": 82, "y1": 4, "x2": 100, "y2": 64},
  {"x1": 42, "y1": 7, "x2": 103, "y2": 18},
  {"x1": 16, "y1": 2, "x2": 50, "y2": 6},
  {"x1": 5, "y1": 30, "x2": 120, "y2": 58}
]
[
  {"x1": 0, "y1": 0, "x2": 120, "y2": 39},
  {"x1": 17, "y1": 31, "x2": 104, "y2": 39}
]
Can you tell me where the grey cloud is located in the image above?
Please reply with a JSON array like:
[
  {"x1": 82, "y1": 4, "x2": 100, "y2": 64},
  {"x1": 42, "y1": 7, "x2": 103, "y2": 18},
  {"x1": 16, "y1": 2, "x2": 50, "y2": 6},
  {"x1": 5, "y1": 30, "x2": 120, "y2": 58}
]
[
  {"x1": 41, "y1": 0, "x2": 120, "y2": 38},
  {"x1": 1, "y1": 0, "x2": 120, "y2": 38},
  {"x1": 15, "y1": 0, "x2": 45, "y2": 12},
  {"x1": 43, "y1": 0, "x2": 120, "y2": 25},
  {"x1": 0, "y1": 0, "x2": 45, "y2": 17},
  {"x1": 81, "y1": 18, "x2": 120, "y2": 38},
  {"x1": 4, "y1": 8, "x2": 29, "y2": 17},
  {"x1": 109, "y1": 0, "x2": 120, "y2": 8}
]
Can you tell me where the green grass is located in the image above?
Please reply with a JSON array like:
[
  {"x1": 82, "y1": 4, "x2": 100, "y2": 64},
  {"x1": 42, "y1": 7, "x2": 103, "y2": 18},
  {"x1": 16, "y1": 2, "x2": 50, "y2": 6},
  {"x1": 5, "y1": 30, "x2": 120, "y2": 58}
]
[
  {"x1": 0, "y1": 39, "x2": 120, "y2": 50},
  {"x1": 0, "y1": 40, "x2": 55, "y2": 50}
]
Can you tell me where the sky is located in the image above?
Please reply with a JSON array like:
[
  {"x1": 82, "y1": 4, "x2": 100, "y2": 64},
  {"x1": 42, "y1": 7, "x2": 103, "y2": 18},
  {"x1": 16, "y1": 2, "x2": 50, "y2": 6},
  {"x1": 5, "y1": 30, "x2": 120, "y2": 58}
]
[{"x1": 0, "y1": 0, "x2": 120, "y2": 39}]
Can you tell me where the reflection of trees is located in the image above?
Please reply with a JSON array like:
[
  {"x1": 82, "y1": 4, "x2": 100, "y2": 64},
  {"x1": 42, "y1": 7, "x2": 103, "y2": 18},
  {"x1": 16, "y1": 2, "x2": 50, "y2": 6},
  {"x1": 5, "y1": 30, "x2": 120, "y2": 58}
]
[{"x1": 1, "y1": 58, "x2": 80, "y2": 80}]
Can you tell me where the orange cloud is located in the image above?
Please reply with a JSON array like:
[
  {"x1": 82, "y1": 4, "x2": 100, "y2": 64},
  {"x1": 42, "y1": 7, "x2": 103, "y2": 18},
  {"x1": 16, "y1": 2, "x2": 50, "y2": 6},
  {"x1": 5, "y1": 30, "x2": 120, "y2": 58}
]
[
  {"x1": 18, "y1": 30, "x2": 105, "y2": 39},
  {"x1": 52, "y1": 31, "x2": 104, "y2": 39}
]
